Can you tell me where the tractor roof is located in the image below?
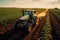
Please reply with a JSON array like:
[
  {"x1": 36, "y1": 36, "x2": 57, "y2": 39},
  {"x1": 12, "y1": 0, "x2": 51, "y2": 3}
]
[{"x1": 22, "y1": 10, "x2": 35, "y2": 11}]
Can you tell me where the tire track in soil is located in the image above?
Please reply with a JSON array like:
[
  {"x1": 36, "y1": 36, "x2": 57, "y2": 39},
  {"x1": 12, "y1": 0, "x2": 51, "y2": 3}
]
[
  {"x1": 31, "y1": 16, "x2": 46, "y2": 40},
  {"x1": 49, "y1": 11, "x2": 60, "y2": 40}
]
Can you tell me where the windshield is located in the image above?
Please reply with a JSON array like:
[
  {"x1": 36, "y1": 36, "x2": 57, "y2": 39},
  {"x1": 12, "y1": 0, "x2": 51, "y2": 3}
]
[{"x1": 24, "y1": 11, "x2": 32, "y2": 15}]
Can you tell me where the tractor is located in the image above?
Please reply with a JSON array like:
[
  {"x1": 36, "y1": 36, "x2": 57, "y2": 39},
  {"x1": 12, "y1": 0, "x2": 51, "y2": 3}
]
[{"x1": 14, "y1": 10, "x2": 36, "y2": 33}]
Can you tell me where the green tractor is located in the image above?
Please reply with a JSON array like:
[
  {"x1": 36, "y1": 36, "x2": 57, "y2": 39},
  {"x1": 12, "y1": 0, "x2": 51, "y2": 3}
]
[{"x1": 14, "y1": 10, "x2": 36, "y2": 32}]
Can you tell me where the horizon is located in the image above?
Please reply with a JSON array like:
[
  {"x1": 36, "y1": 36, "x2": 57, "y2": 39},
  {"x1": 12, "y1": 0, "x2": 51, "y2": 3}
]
[{"x1": 0, "y1": 0, "x2": 60, "y2": 8}]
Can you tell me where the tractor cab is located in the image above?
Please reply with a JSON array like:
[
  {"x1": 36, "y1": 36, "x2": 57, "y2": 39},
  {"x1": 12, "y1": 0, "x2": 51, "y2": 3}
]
[
  {"x1": 22, "y1": 10, "x2": 36, "y2": 22},
  {"x1": 21, "y1": 10, "x2": 36, "y2": 21},
  {"x1": 20, "y1": 10, "x2": 36, "y2": 24},
  {"x1": 22, "y1": 10, "x2": 36, "y2": 16}
]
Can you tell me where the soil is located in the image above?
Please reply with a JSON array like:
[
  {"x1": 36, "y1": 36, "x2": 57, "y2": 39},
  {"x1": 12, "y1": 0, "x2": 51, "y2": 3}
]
[{"x1": 49, "y1": 11, "x2": 60, "y2": 40}]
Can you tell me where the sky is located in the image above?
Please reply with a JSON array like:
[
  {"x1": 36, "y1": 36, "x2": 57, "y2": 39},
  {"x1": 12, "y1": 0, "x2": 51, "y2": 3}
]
[{"x1": 0, "y1": 0, "x2": 60, "y2": 8}]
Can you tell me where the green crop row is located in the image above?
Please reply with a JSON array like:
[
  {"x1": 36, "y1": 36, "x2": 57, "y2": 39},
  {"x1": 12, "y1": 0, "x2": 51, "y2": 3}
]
[
  {"x1": 42, "y1": 13, "x2": 52, "y2": 40},
  {"x1": 49, "y1": 9, "x2": 60, "y2": 21},
  {"x1": 0, "y1": 15, "x2": 21, "y2": 25},
  {"x1": 52, "y1": 9, "x2": 60, "y2": 15},
  {"x1": 0, "y1": 8, "x2": 22, "y2": 26}
]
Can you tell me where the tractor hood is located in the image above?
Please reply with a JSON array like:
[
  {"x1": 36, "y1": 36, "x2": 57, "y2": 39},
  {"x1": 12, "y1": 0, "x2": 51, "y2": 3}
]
[{"x1": 20, "y1": 15, "x2": 29, "y2": 20}]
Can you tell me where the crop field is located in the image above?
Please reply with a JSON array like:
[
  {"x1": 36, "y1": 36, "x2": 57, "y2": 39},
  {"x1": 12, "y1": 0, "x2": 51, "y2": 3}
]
[
  {"x1": 48, "y1": 9, "x2": 60, "y2": 40},
  {"x1": 0, "y1": 8, "x2": 45, "y2": 26},
  {"x1": 49, "y1": 9, "x2": 60, "y2": 22},
  {"x1": 0, "y1": 8, "x2": 60, "y2": 40},
  {"x1": 0, "y1": 8, "x2": 22, "y2": 26}
]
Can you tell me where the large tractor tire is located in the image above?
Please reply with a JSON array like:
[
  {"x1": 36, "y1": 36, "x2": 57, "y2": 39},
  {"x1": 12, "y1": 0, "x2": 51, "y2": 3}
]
[{"x1": 14, "y1": 21, "x2": 25, "y2": 33}]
